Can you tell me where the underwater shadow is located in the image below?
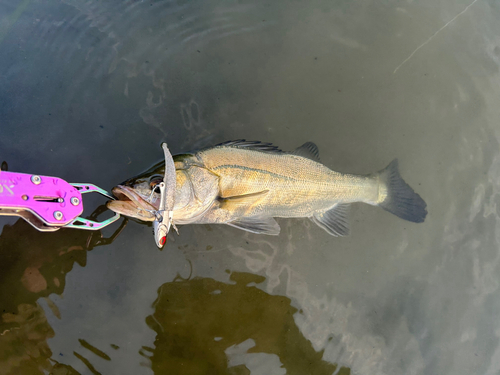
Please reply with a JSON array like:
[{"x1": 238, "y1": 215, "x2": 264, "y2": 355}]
[
  {"x1": 0, "y1": 208, "x2": 126, "y2": 375},
  {"x1": 144, "y1": 271, "x2": 350, "y2": 375}
]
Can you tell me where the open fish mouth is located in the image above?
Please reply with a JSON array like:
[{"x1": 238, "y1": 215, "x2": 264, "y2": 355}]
[{"x1": 106, "y1": 185, "x2": 156, "y2": 221}]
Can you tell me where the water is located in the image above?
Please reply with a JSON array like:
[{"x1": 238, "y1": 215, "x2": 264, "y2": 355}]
[{"x1": 1, "y1": 0, "x2": 500, "y2": 374}]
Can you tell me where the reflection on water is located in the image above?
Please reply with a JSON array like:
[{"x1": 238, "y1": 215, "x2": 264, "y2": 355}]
[
  {"x1": 0, "y1": 214, "x2": 126, "y2": 375},
  {"x1": 0, "y1": 217, "x2": 347, "y2": 374},
  {"x1": 0, "y1": 208, "x2": 124, "y2": 321},
  {"x1": 0, "y1": 221, "x2": 83, "y2": 374},
  {"x1": 145, "y1": 272, "x2": 348, "y2": 375}
]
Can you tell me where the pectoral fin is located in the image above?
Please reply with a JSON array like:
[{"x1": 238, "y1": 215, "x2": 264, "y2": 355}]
[
  {"x1": 219, "y1": 190, "x2": 269, "y2": 211},
  {"x1": 311, "y1": 204, "x2": 350, "y2": 236},
  {"x1": 227, "y1": 216, "x2": 281, "y2": 235}
]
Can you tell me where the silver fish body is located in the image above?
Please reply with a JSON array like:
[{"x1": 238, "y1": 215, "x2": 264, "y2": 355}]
[{"x1": 107, "y1": 140, "x2": 427, "y2": 236}]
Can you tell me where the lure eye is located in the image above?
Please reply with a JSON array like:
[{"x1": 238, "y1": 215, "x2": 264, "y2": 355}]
[
  {"x1": 149, "y1": 176, "x2": 163, "y2": 192},
  {"x1": 159, "y1": 236, "x2": 167, "y2": 246}
]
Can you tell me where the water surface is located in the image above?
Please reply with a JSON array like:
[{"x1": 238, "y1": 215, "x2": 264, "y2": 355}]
[{"x1": 1, "y1": 0, "x2": 500, "y2": 374}]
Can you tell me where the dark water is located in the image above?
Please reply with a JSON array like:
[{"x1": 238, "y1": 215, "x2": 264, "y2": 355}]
[{"x1": 1, "y1": 0, "x2": 500, "y2": 374}]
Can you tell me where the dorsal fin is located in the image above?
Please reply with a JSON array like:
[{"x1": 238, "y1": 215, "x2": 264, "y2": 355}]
[
  {"x1": 215, "y1": 140, "x2": 283, "y2": 153},
  {"x1": 290, "y1": 142, "x2": 320, "y2": 162}
]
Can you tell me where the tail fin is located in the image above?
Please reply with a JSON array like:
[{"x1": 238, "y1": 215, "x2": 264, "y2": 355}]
[{"x1": 378, "y1": 159, "x2": 427, "y2": 223}]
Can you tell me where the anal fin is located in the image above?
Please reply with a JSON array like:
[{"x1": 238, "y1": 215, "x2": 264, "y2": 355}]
[
  {"x1": 311, "y1": 204, "x2": 350, "y2": 236},
  {"x1": 227, "y1": 216, "x2": 281, "y2": 235}
]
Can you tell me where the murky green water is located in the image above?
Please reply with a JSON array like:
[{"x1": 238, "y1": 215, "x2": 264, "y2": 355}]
[{"x1": 1, "y1": 0, "x2": 500, "y2": 374}]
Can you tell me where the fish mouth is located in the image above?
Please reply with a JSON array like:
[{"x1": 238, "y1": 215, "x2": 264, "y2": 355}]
[{"x1": 106, "y1": 185, "x2": 156, "y2": 221}]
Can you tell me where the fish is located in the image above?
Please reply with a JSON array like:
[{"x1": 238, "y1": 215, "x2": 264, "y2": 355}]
[{"x1": 107, "y1": 140, "x2": 427, "y2": 236}]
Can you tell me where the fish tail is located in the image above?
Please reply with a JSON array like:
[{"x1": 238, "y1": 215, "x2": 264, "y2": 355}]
[{"x1": 376, "y1": 159, "x2": 427, "y2": 223}]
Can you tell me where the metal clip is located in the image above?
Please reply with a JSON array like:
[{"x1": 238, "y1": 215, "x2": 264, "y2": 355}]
[
  {"x1": 64, "y1": 214, "x2": 120, "y2": 230},
  {"x1": 70, "y1": 183, "x2": 114, "y2": 199},
  {"x1": 64, "y1": 183, "x2": 120, "y2": 230},
  {"x1": 0, "y1": 171, "x2": 120, "y2": 232}
]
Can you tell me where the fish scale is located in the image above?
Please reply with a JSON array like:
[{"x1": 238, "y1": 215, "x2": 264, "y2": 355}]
[{"x1": 197, "y1": 146, "x2": 377, "y2": 218}]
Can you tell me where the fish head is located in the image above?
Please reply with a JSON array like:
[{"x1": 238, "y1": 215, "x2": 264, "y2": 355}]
[{"x1": 107, "y1": 162, "x2": 166, "y2": 222}]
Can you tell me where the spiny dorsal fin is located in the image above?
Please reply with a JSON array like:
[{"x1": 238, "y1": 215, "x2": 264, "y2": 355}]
[
  {"x1": 215, "y1": 140, "x2": 283, "y2": 153},
  {"x1": 290, "y1": 142, "x2": 320, "y2": 162},
  {"x1": 227, "y1": 216, "x2": 281, "y2": 235},
  {"x1": 311, "y1": 204, "x2": 350, "y2": 236}
]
